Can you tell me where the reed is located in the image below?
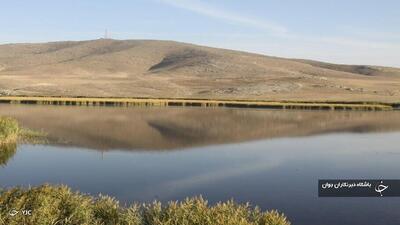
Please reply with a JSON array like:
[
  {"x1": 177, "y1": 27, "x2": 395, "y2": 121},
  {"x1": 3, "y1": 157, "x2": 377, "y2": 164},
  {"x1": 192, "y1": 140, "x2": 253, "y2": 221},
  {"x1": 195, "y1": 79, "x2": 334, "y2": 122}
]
[
  {"x1": 0, "y1": 184, "x2": 291, "y2": 225},
  {"x1": 0, "y1": 117, "x2": 46, "y2": 145},
  {"x1": 0, "y1": 96, "x2": 394, "y2": 111},
  {"x1": 0, "y1": 117, "x2": 19, "y2": 145}
]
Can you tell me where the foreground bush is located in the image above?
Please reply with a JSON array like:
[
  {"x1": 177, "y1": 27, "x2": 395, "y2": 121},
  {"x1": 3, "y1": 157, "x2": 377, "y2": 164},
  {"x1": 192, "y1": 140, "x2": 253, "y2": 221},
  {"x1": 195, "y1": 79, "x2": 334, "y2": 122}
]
[{"x1": 0, "y1": 185, "x2": 290, "y2": 225}]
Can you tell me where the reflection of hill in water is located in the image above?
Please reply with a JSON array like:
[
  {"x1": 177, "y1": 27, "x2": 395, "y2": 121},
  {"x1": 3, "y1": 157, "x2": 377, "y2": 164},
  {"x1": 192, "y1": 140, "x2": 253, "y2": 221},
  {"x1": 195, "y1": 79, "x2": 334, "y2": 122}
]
[
  {"x1": 1, "y1": 105, "x2": 400, "y2": 151},
  {"x1": 0, "y1": 143, "x2": 17, "y2": 166}
]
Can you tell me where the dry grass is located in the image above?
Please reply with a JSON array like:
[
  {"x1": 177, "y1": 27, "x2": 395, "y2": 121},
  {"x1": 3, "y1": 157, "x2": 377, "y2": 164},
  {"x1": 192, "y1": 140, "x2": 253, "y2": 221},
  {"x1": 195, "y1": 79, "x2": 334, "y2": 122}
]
[
  {"x1": 0, "y1": 117, "x2": 45, "y2": 145},
  {"x1": 0, "y1": 185, "x2": 291, "y2": 225},
  {"x1": 0, "y1": 96, "x2": 394, "y2": 111},
  {"x1": 0, "y1": 117, "x2": 19, "y2": 145},
  {"x1": 0, "y1": 117, "x2": 45, "y2": 166}
]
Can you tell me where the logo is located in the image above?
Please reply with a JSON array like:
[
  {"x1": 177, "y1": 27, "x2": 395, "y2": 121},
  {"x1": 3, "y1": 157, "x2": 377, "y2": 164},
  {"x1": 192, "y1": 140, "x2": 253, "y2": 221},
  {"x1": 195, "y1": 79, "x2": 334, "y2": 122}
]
[
  {"x1": 319, "y1": 179, "x2": 400, "y2": 197},
  {"x1": 9, "y1": 209, "x2": 19, "y2": 217},
  {"x1": 375, "y1": 181, "x2": 389, "y2": 197}
]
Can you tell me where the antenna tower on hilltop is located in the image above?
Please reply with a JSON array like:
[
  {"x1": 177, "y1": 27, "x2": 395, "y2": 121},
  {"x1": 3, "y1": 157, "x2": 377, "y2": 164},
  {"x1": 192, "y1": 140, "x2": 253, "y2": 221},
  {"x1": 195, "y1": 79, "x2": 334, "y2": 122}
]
[{"x1": 104, "y1": 29, "x2": 108, "y2": 39}]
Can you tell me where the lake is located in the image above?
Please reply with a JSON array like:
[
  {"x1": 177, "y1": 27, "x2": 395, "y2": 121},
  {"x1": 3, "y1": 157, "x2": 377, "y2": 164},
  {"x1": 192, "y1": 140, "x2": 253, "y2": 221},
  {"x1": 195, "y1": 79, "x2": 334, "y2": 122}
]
[{"x1": 1, "y1": 104, "x2": 400, "y2": 225}]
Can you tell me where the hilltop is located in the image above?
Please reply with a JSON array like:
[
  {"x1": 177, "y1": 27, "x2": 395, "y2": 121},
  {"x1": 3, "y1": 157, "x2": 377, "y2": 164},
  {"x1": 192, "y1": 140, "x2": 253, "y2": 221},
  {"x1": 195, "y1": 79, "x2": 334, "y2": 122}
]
[{"x1": 0, "y1": 39, "x2": 399, "y2": 102}]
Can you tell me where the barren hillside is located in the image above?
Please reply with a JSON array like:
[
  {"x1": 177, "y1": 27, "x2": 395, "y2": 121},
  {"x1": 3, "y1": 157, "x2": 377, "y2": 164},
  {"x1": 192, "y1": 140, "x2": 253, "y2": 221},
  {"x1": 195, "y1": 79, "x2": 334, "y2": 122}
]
[{"x1": 0, "y1": 39, "x2": 399, "y2": 102}]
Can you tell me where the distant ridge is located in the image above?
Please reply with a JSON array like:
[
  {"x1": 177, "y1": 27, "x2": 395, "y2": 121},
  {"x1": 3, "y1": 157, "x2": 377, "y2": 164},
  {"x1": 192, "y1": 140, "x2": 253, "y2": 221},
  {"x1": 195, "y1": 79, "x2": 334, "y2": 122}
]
[{"x1": 0, "y1": 39, "x2": 399, "y2": 102}]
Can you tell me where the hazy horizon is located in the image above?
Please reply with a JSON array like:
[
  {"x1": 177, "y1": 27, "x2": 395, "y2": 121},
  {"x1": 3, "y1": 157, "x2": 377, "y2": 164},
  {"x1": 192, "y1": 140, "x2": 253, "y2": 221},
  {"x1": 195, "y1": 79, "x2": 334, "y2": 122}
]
[{"x1": 1, "y1": 0, "x2": 399, "y2": 67}]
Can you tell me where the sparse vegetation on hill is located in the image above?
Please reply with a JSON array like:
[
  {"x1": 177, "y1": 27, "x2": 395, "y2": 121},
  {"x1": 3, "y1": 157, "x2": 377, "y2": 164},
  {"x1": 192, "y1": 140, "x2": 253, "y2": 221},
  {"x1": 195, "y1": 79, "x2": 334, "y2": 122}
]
[{"x1": 0, "y1": 185, "x2": 291, "y2": 225}]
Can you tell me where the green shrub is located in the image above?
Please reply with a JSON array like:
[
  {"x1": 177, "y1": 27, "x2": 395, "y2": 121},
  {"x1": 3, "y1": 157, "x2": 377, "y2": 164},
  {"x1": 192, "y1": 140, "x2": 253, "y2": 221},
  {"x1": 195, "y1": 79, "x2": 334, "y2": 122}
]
[{"x1": 0, "y1": 185, "x2": 290, "y2": 225}]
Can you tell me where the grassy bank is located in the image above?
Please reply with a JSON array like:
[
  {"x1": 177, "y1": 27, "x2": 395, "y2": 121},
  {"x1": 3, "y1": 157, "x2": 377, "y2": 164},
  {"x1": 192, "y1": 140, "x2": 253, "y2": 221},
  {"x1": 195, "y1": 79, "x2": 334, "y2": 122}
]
[
  {"x1": 0, "y1": 117, "x2": 19, "y2": 145},
  {"x1": 0, "y1": 117, "x2": 45, "y2": 166},
  {"x1": 0, "y1": 185, "x2": 290, "y2": 225},
  {"x1": 0, "y1": 117, "x2": 45, "y2": 145},
  {"x1": 0, "y1": 96, "x2": 395, "y2": 110}
]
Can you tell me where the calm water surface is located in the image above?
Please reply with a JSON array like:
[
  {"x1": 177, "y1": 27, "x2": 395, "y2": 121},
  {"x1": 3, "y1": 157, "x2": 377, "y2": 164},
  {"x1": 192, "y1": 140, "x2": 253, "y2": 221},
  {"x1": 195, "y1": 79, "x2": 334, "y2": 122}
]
[{"x1": 1, "y1": 105, "x2": 400, "y2": 225}]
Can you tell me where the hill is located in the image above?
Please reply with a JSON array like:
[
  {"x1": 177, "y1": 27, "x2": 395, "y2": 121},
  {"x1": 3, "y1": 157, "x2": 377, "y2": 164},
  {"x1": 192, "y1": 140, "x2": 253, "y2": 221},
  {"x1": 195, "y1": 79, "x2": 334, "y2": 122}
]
[{"x1": 0, "y1": 39, "x2": 399, "y2": 102}]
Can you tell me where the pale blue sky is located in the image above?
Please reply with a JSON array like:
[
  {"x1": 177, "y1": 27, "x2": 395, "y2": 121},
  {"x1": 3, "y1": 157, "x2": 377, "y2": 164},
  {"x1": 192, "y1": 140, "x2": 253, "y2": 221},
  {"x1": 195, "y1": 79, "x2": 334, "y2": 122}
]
[{"x1": 1, "y1": 0, "x2": 399, "y2": 66}]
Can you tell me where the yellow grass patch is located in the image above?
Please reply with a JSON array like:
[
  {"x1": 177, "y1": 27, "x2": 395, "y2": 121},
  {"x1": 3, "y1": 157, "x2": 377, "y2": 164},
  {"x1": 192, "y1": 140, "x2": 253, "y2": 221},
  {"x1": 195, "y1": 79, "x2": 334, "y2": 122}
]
[{"x1": 0, "y1": 96, "x2": 394, "y2": 111}]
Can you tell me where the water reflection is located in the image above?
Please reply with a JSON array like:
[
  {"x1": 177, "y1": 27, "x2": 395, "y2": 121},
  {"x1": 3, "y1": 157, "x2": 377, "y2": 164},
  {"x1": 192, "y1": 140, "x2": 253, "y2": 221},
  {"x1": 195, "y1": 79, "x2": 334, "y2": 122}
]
[
  {"x1": 1, "y1": 133, "x2": 400, "y2": 225},
  {"x1": 1, "y1": 104, "x2": 400, "y2": 225},
  {"x1": 0, "y1": 104, "x2": 400, "y2": 150},
  {"x1": 0, "y1": 143, "x2": 16, "y2": 167}
]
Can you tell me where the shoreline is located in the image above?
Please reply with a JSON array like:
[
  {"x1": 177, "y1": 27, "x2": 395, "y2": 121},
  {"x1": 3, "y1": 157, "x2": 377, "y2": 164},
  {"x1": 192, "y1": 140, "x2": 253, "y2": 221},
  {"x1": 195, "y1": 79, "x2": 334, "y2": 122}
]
[{"x1": 0, "y1": 96, "x2": 398, "y2": 111}]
